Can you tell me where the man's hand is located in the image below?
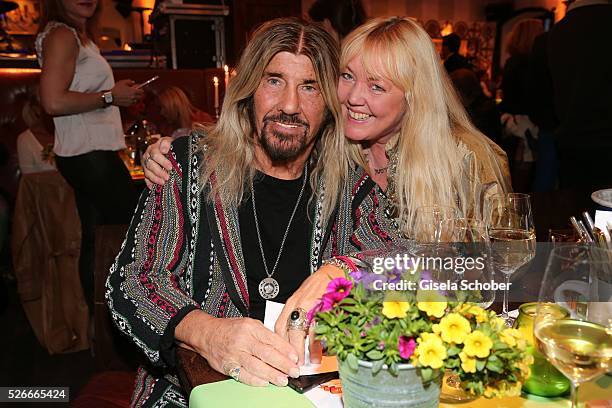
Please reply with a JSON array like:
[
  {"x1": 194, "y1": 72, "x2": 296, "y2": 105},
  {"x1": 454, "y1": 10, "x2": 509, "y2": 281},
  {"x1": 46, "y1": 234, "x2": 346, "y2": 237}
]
[
  {"x1": 176, "y1": 310, "x2": 300, "y2": 386},
  {"x1": 274, "y1": 264, "x2": 345, "y2": 365},
  {"x1": 142, "y1": 137, "x2": 173, "y2": 189}
]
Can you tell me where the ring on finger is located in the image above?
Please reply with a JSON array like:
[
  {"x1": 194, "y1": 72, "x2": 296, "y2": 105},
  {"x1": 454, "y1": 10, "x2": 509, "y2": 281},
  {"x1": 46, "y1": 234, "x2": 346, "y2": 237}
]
[
  {"x1": 143, "y1": 155, "x2": 150, "y2": 168},
  {"x1": 287, "y1": 307, "x2": 309, "y2": 332},
  {"x1": 222, "y1": 361, "x2": 241, "y2": 382}
]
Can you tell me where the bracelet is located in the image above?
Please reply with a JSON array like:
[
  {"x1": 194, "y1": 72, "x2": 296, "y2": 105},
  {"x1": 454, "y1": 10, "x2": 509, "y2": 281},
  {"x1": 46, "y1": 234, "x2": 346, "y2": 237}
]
[{"x1": 322, "y1": 257, "x2": 353, "y2": 275}]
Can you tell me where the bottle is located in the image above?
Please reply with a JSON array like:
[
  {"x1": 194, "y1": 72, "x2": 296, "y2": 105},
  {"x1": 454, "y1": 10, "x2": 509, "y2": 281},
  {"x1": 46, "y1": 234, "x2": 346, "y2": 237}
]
[{"x1": 513, "y1": 302, "x2": 571, "y2": 397}]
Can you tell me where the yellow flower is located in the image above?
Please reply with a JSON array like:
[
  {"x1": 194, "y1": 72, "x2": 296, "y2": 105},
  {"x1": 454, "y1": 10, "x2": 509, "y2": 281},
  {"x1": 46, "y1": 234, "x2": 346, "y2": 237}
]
[
  {"x1": 499, "y1": 329, "x2": 517, "y2": 347},
  {"x1": 434, "y1": 313, "x2": 471, "y2": 344},
  {"x1": 416, "y1": 333, "x2": 447, "y2": 369},
  {"x1": 418, "y1": 301, "x2": 447, "y2": 318},
  {"x1": 487, "y1": 381, "x2": 522, "y2": 398},
  {"x1": 517, "y1": 360, "x2": 532, "y2": 379},
  {"x1": 463, "y1": 330, "x2": 493, "y2": 358},
  {"x1": 500, "y1": 328, "x2": 528, "y2": 350},
  {"x1": 382, "y1": 301, "x2": 410, "y2": 319},
  {"x1": 416, "y1": 290, "x2": 447, "y2": 318},
  {"x1": 490, "y1": 316, "x2": 507, "y2": 331},
  {"x1": 457, "y1": 304, "x2": 488, "y2": 323},
  {"x1": 483, "y1": 385, "x2": 499, "y2": 398},
  {"x1": 459, "y1": 351, "x2": 477, "y2": 373}
]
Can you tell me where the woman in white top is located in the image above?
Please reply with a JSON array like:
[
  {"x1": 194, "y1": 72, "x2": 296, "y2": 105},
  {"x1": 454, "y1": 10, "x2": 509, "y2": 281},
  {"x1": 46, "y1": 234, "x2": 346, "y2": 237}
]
[{"x1": 36, "y1": 0, "x2": 143, "y2": 313}]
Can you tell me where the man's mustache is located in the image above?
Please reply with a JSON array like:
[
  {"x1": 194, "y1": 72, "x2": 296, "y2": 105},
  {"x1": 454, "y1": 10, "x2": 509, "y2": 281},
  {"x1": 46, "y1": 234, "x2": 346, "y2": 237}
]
[{"x1": 263, "y1": 113, "x2": 308, "y2": 128}]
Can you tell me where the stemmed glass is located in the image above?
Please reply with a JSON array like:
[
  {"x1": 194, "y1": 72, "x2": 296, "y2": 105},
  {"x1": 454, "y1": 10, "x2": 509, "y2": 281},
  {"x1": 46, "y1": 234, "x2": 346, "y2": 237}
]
[
  {"x1": 411, "y1": 205, "x2": 461, "y2": 252},
  {"x1": 534, "y1": 246, "x2": 612, "y2": 408},
  {"x1": 485, "y1": 193, "x2": 536, "y2": 325},
  {"x1": 440, "y1": 218, "x2": 495, "y2": 309}
]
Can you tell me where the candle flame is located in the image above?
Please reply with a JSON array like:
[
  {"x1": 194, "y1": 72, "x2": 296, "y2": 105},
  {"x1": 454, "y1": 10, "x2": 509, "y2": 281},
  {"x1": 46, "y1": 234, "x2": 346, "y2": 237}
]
[
  {"x1": 213, "y1": 76, "x2": 219, "y2": 85},
  {"x1": 224, "y1": 65, "x2": 229, "y2": 73}
]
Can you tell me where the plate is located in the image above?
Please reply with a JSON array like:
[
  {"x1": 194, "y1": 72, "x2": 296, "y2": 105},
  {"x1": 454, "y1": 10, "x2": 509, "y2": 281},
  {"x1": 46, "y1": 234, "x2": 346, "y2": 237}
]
[{"x1": 591, "y1": 188, "x2": 612, "y2": 208}]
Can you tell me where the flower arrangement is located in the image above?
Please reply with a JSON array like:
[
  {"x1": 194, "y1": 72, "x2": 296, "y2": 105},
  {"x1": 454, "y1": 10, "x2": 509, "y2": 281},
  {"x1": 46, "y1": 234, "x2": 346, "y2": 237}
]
[{"x1": 312, "y1": 271, "x2": 533, "y2": 398}]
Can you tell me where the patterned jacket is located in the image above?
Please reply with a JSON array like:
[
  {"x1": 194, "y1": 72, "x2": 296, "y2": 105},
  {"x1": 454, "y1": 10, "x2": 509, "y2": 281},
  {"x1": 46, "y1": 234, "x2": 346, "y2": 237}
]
[
  {"x1": 105, "y1": 133, "x2": 400, "y2": 407},
  {"x1": 106, "y1": 130, "x2": 507, "y2": 406}
]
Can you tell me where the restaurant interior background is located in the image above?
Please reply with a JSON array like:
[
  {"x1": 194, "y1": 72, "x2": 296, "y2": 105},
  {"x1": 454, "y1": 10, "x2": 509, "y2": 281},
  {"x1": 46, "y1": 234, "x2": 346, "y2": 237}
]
[{"x1": 0, "y1": 0, "x2": 608, "y2": 406}]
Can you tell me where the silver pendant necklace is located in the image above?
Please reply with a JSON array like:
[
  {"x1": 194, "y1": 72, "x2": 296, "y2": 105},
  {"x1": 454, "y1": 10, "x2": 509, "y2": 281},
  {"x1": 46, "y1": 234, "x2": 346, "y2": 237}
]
[{"x1": 251, "y1": 165, "x2": 308, "y2": 300}]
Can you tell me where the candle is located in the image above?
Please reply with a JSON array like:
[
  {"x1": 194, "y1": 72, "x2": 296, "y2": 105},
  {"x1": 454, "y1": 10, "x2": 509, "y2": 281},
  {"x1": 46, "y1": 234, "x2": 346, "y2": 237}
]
[
  {"x1": 224, "y1": 65, "x2": 229, "y2": 88},
  {"x1": 213, "y1": 76, "x2": 219, "y2": 111}
]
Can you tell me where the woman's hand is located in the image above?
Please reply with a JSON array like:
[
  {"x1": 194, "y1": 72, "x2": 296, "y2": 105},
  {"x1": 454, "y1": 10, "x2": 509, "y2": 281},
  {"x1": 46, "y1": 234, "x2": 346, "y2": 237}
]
[
  {"x1": 110, "y1": 80, "x2": 144, "y2": 107},
  {"x1": 275, "y1": 264, "x2": 345, "y2": 365},
  {"x1": 177, "y1": 310, "x2": 300, "y2": 386},
  {"x1": 142, "y1": 137, "x2": 173, "y2": 189}
]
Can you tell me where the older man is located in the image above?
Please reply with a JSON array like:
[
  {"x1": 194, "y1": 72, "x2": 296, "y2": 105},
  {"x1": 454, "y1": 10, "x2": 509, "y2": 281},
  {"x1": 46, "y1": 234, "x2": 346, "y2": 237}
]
[{"x1": 106, "y1": 18, "x2": 345, "y2": 406}]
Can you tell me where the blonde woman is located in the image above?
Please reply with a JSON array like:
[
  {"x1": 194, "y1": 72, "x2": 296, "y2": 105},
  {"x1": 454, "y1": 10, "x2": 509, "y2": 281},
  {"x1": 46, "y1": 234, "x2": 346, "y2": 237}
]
[{"x1": 158, "y1": 86, "x2": 213, "y2": 137}]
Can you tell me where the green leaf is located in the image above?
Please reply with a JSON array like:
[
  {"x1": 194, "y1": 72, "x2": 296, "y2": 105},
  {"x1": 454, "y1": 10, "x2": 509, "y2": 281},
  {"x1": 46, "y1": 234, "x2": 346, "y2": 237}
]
[
  {"x1": 485, "y1": 355, "x2": 503, "y2": 373},
  {"x1": 447, "y1": 345, "x2": 460, "y2": 356},
  {"x1": 388, "y1": 362, "x2": 399, "y2": 376},
  {"x1": 476, "y1": 358, "x2": 486, "y2": 371},
  {"x1": 366, "y1": 350, "x2": 384, "y2": 360},
  {"x1": 346, "y1": 353, "x2": 359, "y2": 371},
  {"x1": 372, "y1": 359, "x2": 385, "y2": 375},
  {"x1": 420, "y1": 367, "x2": 433, "y2": 382}
]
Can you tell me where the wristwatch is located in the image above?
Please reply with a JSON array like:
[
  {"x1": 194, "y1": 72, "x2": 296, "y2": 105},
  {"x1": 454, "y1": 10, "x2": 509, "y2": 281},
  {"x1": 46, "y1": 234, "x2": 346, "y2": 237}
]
[{"x1": 101, "y1": 90, "x2": 113, "y2": 107}]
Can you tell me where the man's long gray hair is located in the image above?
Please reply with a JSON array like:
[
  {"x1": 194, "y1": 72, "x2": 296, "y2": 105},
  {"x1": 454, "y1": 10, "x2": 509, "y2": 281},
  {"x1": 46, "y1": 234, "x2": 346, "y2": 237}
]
[{"x1": 199, "y1": 17, "x2": 346, "y2": 222}]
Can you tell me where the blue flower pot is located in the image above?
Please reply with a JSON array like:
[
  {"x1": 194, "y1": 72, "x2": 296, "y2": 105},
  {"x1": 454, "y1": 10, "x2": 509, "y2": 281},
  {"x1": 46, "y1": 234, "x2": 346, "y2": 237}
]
[{"x1": 338, "y1": 358, "x2": 441, "y2": 407}]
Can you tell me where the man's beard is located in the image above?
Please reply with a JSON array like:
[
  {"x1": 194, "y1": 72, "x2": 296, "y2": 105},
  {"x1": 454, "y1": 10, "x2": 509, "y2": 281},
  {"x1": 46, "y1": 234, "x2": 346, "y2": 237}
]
[{"x1": 259, "y1": 113, "x2": 310, "y2": 162}]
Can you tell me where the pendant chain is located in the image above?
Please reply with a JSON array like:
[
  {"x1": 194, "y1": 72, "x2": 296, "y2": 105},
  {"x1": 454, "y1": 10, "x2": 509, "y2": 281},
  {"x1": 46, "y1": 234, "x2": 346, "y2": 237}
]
[{"x1": 251, "y1": 165, "x2": 308, "y2": 280}]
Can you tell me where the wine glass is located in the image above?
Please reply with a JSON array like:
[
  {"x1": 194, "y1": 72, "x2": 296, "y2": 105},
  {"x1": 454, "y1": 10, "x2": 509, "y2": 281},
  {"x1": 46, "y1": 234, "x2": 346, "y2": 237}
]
[
  {"x1": 534, "y1": 245, "x2": 612, "y2": 408},
  {"x1": 411, "y1": 205, "x2": 461, "y2": 254},
  {"x1": 440, "y1": 218, "x2": 495, "y2": 309},
  {"x1": 486, "y1": 193, "x2": 536, "y2": 325}
]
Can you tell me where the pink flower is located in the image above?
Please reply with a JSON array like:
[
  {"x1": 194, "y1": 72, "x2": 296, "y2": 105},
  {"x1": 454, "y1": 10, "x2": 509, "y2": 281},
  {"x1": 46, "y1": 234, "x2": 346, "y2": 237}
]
[
  {"x1": 325, "y1": 277, "x2": 353, "y2": 301},
  {"x1": 307, "y1": 301, "x2": 323, "y2": 324},
  {"x1": 399, "y1": 336, "x2": 417, "y2": 360},
  {"x1": 321, "y1": 293, "x2": 339, "y2": 312}
]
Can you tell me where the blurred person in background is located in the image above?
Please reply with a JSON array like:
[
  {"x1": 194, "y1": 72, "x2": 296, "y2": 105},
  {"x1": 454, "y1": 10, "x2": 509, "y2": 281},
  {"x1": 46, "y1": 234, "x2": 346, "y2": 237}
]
[
  {"x1": 36, "y1": 0, "x2": 143, "y2": 314},
  {"x1": 307, "y1": 0, "x2": 366, "y2": 41},
  {"x1": 441, "y1": 33, "x2": 472, "y2": 74},
  {"x1": 499, "y1": 18, "x2": 543, "y2": 192},
  {"x1": 543, "y1": 0, "x2": 612, "y2": 192},
  {"x1": 17, "y1": 85, "x2": 55, "y2": 174},
  {"x1": 158, "y1": 86, "x2": 213, "y2": 138},
  {"x1": 450, "y1": 68, "x2": 502, "y2": 145}
]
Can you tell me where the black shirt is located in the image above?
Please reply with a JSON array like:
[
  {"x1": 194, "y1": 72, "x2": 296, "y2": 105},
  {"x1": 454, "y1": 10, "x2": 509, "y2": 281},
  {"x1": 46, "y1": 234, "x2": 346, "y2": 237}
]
[{"x1": 238, "y1": 171, "x2": 312, "y2": 322}]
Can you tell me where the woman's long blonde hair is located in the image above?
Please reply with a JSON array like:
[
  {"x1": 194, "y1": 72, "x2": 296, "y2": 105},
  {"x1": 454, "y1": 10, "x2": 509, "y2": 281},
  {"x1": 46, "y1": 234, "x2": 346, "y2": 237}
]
[
  {"x1": 200, "y1": 18, "x2": 347, "y2": 222},
  {"x1": 340, "y1": 17, "x2": 491, "y2": 232}
]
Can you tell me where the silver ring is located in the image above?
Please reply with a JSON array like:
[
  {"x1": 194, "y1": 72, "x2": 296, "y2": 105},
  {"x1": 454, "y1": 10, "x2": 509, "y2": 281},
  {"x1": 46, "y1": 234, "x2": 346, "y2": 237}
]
[
  {"x1": 222, "y1": 361, "x2": 241, "y2": 382},
  {"x1": 287, "y1": 307, "x2": 308, "y2": 332},
  {"x1": 143, "y1": 155, "x2": 150, "y2": 168}
]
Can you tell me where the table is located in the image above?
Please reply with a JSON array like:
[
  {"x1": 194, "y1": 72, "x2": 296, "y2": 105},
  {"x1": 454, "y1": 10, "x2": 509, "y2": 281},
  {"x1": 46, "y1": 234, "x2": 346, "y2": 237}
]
[{"x1": 177, "y1": 348, "x2": 611, "y2": 407}]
